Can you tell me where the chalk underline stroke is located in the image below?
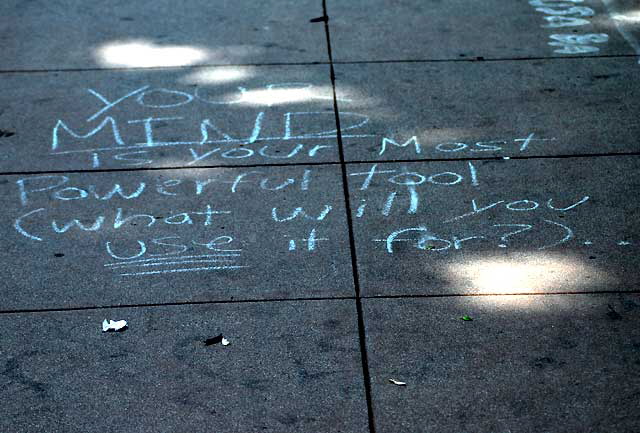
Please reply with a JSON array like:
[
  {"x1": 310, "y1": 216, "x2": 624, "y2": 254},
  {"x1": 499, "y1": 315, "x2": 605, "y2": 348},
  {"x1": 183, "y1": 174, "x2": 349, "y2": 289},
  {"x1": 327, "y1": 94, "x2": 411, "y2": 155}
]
[
  {"x1": 104, "y1": 253, "x2": 241, "y2": 266},
  {"x1": 119, "y1": 265, "x2": 248, "y2": 277},
  {"x1": 107, "y1": 258, "x2": 237, "y2": 269},
  {"x1": 50, "y1": 134, "x2": 374, "y2": 155}
]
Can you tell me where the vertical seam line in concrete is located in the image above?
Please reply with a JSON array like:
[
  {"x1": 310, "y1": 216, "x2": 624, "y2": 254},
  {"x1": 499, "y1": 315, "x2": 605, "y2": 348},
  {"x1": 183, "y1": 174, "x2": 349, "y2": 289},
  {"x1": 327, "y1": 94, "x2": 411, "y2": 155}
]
[{"x1": 319, "y1": 1, "x2": 377, "y2": 432}]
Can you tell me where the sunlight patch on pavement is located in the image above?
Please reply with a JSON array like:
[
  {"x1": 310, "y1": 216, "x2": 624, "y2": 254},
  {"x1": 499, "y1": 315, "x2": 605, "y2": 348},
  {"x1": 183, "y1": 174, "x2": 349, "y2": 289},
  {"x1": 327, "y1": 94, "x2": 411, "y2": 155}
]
[
  {"x1": 95, "y1": 40, "x2": 209, "y2": 68},
  {"x1": 447, "y1": 252, "x2": 610, "y2": 295}
]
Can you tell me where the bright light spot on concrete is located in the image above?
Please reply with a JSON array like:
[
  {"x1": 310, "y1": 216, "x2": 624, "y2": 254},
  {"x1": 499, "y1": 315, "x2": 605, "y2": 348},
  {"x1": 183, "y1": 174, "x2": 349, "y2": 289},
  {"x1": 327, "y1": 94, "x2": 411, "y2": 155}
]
[
  {"x1": 180, "y1": 66, "x2": 254, "y2": 84},
  {"x1": 232, "y1": 84, "x2": 336, "y2": 106},
  {"x1": 96, "y1": 40, "x2": 209, "y2": 68},
  {"x1": 448, "y1": 253, "x2": 608, "y2": 294},
  {"x1": 612, "y1": 11, "x2": 640, "y2": 23}
]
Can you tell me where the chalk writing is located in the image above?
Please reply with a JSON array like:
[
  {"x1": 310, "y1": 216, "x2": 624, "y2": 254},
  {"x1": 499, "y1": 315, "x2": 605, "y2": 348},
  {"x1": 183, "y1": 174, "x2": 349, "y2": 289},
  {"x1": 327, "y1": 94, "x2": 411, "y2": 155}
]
[
  {"x1": 348, "y1": 162, "x2": 479, "y2": 191},
  {"x1": 374, "y1": 219, "x2": 575, "y2": 253},
  {"x1": 378, "y1": 133, "x2": 556, "y2": 157},
  {"x1": 527, "y1": 0, "x2": 609, "y2": 54},
  {"x1": 16, "y1": 170, "x2": 314, "y2": 206},
  {"x1": 12, "y1": 165, "x2": 346, "y2": 282},
  {"x1": 48, "y1": 82, "x2": 376, "y2": 169},
  {"x1": 14, "y1": 204, "x2": 228, "y2": 242},
  {"x1": 444, "y1": 196, "x2": 589, "y2": 222}
]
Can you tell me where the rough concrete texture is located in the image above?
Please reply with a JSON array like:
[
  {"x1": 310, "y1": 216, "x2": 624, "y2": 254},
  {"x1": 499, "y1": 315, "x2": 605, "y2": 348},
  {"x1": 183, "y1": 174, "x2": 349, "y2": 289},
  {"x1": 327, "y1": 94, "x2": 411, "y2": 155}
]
[
  {"x1": 349, "y1": 157, "x2": 640, "y2": 297},
  {"x1": 1, "y1": 165, "x2": 351, "y2": 310},
  {"x1": 0, "y1": 300, "x2": 368, "y2": 433},
  {"x1": 0, "y1": 66, "x2": 341, "y2": 172},
  {"x1": 0, "y1": 0, "x2": 327, "y2": 70},
  {"x1": 1, "y1": 0, "x2": 639, "y2": 431},
  {"x1": 334, "y1": 58, "x2": 640, "y2": 162},
  {"x1": 328, "y1": 0, "x2": 638, "y2": 61},
  {"x1": 363, "y1": 294, "x2": 640, "y2": 433}
]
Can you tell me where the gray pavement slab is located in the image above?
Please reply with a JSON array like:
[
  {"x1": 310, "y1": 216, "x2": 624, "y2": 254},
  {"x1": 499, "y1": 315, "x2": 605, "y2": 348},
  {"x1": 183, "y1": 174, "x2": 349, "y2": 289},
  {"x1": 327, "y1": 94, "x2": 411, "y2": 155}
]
[
  {"x1": 0, "y1": 0, "x2": 327, "y2": 70},
  {"x1": 0, "y1": 300, "x2": 368, "y2": 433},
  {"x1": 334, "y1": 57, "x2": 640, "y2": 162},
  {"x1": 363, "y1": 293, "x2": 640, "y2": 433},
  {"x1": 328, "y1": 0, "x2": 639, "y2": 61},
  {"x1": 1, "y1": 165, "x2": 352, "y2": 310},
  {"x1": 348, "y1": 156, "x2": 639, "y2": 296},
  {"x1": 0, "y1": 66, "x2": 351, "y2": 172}
]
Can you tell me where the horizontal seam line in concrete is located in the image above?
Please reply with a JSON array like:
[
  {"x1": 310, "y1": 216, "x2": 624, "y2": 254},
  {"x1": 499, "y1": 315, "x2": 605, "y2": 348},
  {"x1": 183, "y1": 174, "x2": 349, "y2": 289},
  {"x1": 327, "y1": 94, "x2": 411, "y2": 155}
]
[
  {"x1": 1, "y1": 151, "x2": 639, "y2": 176},
  {"x1": 0, "y1": 53, "x2": 637, "y2": 75},
  {"x1": 1, "y1": 290, "x2": 638, "y2": 315}
]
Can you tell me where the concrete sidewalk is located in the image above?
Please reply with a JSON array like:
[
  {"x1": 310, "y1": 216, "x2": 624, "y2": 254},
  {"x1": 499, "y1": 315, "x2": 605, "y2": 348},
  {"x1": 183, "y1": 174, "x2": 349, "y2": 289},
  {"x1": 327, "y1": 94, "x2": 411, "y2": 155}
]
[{"x1": 1, "y1": 0, "x2": 639, "y2": 432}]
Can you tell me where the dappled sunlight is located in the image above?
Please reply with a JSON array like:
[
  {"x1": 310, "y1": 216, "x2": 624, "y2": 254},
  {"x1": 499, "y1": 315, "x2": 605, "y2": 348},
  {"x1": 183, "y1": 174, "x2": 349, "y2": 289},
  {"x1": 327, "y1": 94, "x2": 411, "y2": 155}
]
[
  {"x1": 180, "y1": 66, "x2": 255, "y2": 84},
  {"x1": 230, "y1": 83, "x2": 339, "y2": 107},
  {"x1": 95, "y1": 40, "x2": 209, "y2": 68},
  {"x1": 447, "y1": 252, "x2": 610, "y2": 295},
  {"x1": 463, "y1": 294, "x2": 574, "y2": 312},
  {"x1": 154, "y1": 164, "x2": 236, "y2": 180},
  {"x1": 611, "y1": 9, "x2": 640, "y2": 23},
  {"x1": 94, "y1": 39, "x2": 265, "y2": 68},
  {"x1": 592, "y1": 5, "x2": 640, "y2": 63}
]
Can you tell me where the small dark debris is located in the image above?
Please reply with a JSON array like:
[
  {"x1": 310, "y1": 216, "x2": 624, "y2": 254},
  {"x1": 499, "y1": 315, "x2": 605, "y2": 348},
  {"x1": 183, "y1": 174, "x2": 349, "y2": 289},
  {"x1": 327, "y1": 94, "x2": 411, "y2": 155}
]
[
  {"x1": 541, "y1": 88, "x2": 556, "y2": 93},
  {"x1": 592, "y1": 74, "x2": 618, "y2": 80},
  {"x1": 0, "y1": 130, "x2": 15, "y2": 138},
  {"x1": 533, "y1": 356, "x2": 555, "y2": 368},
  {"x1": 205, "y1": 334, "x2": 223, "y2": 346},
  {"x1": 54, "y1": 253, "x2": 64, "y2": 258},
  {"x1": 589, "y1": 256, "x2": 597, "y2": 260},
  {"x1": 607, "y1": 304, "x2": 622, "y2": 321},
  {"x1": 476, "y1": 56, "x2": 485, "y2": 61},
  {"x1": 309, "y1": 15, "x2": 328, "y2": 23}
]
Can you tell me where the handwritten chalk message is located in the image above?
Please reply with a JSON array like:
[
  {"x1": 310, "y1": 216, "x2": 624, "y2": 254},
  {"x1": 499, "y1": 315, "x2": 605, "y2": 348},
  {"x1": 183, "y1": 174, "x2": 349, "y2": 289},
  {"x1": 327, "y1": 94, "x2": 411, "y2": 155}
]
[
  {"x1": 3, "y1": 77, "x2": 631, "y2": 301},
  {"x1": 11, "y1": 167, "x2": 349, "y2": 279},
  {"x1": 46, "y1": 80, "x2": 563, "y2": 170},
  {"x1": 527, "y1": 0, "x2": 609, "y2": 54},
  {"x1": 12, "y1": 157, "x2": 631, "y2": 280},
  {"x1": 50, "y1": 82, "x2": 373, "y2": 168},
  {"x1": 345, "y1": 161, "x2": 606, "y2": 253}
]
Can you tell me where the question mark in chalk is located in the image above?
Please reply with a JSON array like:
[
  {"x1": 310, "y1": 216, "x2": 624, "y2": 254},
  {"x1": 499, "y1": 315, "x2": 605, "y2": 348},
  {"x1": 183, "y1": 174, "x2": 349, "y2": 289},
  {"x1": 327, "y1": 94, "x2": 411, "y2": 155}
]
[{"x1": 493, "y1": 224, "x2": 533, "y2": 248}]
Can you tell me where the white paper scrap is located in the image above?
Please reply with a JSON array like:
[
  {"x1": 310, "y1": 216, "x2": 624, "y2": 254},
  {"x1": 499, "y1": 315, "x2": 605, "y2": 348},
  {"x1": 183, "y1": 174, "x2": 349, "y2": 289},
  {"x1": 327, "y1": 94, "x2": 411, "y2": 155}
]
[
  {"x1": 388, "y1": 378, "x2": 407, "y2": 386},
  {"x1": 102, "y1": 319, "x2": 128, "y2": 332}
]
